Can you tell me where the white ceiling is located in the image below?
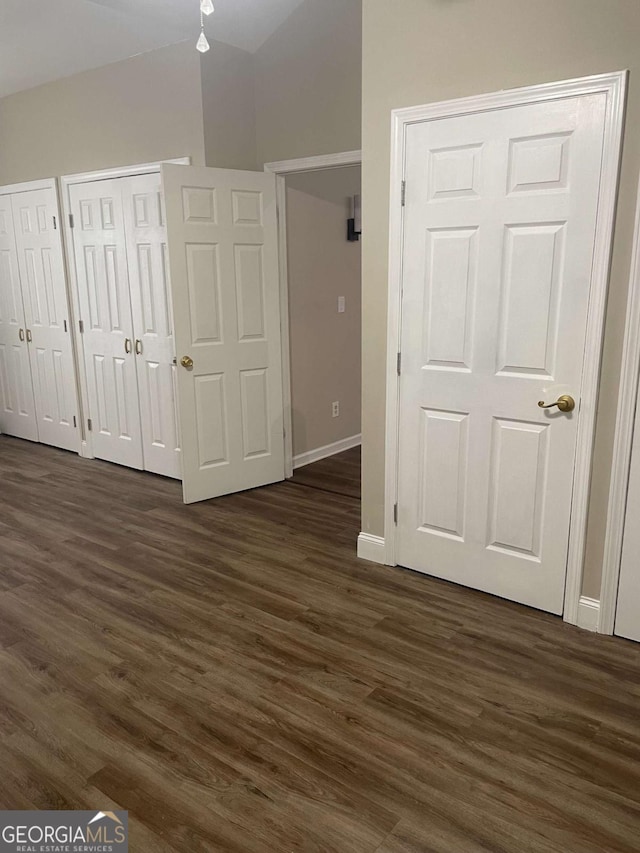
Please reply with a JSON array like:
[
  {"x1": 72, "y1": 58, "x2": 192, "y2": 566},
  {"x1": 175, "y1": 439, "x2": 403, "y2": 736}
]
[{"x1": 0, "y1": 0, "x2": 306, "y2": 99}]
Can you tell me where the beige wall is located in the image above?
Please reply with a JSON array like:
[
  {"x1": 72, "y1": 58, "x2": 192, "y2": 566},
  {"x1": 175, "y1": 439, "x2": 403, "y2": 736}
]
[
  {"x1": 286, "y1": 167, "x2": 362, "y2": 457},
  {"x1": 362, "y1": 0, "x2": 640, "y2": 598},
  {"x1": 254, "y1": 0, "x2": 362, "y2": 165},
  {"x1": 0, "y1": 42, "x2": 205, "y2": 185},
  {"x1": 0, "y1": 0, "x2": 364, "y2": 180},
  {"x1": 200, "y1": 41, "x2": 257, "y2": 171}
]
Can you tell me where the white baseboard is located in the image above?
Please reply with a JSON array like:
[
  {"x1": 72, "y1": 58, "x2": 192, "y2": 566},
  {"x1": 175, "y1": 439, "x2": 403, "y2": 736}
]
[
  {"x1": 357, "y1": 533, "x2": 386, "y2": 565},
  {"x1": 293, "y1": 434, "x2": 361, "y2": 469},
  {"x1": 577, "y1": 596, "x2": 600, "y2": 632}
]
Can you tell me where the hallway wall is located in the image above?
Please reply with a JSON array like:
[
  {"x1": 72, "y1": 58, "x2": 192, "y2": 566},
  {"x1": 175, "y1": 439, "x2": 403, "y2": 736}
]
[{"x1": 286, "y1": 166, "x2": 362, "y2": 459}]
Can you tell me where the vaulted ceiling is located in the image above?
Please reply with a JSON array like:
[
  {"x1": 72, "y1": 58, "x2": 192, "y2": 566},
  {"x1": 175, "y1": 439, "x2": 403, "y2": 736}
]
[{"x1": 0, "y1": 0, "x2": 306, "y2": 98}]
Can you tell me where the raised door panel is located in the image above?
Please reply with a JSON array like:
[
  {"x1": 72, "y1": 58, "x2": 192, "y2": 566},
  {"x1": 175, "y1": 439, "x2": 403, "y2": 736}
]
[
  {"x1": 240, "y1": 368, "x2": 270, "y2": 459},
  {"x1": 423, "y1": 228, "x2": 477, "y2": 372},
  {"x1": 0, "y1": 196, "x2": 37, "y2": 441},
  {"x1": 122, "y1": 173, "x2": 180, "y2": 479},
  {"x1": 496, "y1": 223, "x2": 565, "y2": 378},
  {"x1": 235, "y1": 245, "x2": 266, "y2": 342},
  {"x1": 194, "y1": 373, "x2": 229, "y2": 468},
  {"x1": 487, "y1": 419, "x2": 549, "y2": 560},
  {"x1": 417, "y1": 408, "x2": 468, "y2": 541}
]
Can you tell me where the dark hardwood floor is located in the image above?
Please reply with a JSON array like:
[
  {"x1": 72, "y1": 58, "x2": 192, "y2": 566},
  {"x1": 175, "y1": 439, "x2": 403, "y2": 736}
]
[
  {"x1": 1, "y1": 435, "x2": 640, "y2": 852},
  {"x1": 291, "y1": 445, "x2": 361, "y2": 499}
]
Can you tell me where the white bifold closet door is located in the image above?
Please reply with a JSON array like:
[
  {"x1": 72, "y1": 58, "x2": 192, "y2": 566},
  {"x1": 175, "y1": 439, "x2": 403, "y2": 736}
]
[
  {"x1": 0, "y1": 194, "x2": 37, "y2": 440},
  {"x1": 69, "y1": 173, "x2": 180, "y2": 479},
  {"x1": 12, "y1": 189, "x2": 78, "y2": 451},
  {"x1": 0, "y1": 186, "x2": 78, "y2": 451}
]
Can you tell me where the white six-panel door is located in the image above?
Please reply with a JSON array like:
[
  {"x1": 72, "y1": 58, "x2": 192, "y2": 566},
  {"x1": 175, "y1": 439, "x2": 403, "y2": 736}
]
[
  {"x1": 0, "y1": 194, "x2": 38, "y2": 441},
  {"x1": 162, "y1": 164, "x2": 285, "y2": 504},
  {"x1": 69, "y1": 179, "x2": 144, "y2": 469},
  {"x1": 11, "y1": 188, "x2": 78, "y2": 452},
  {"x1": 121, "y1": 174, "x2": 180, "y2": 479},
  {"x1": 397, "y1": 94, "x2": 608, "y2": 614}
]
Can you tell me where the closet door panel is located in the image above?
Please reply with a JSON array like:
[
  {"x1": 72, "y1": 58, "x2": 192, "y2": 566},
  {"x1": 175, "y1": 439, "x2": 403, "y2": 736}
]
[
  {"x1": 123, "y1": 174, "x2": 180, "y2": 479},
  {"x1": 0, "y1": 196, "x2": 38, "y2": 441},
  {"x1": 11, "y1": 188, "x2": 79, "y2": 451},
  {"x1": 70, "y1": 180, "x2": 143, "y2": 469}
]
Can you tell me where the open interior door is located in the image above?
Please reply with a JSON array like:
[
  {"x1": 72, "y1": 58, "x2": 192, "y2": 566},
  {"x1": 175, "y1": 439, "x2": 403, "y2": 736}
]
[{"x1": 162, "y1": 164, "x2": 285, "y2": 504}]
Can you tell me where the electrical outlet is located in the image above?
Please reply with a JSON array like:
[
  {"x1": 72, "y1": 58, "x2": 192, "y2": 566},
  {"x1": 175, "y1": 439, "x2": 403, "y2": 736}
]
[
  {"x1": 338, "y1": 296, "x2": 346, "y2": 313},
  {"x1": 332, "y1": 401, "x2": 340, "y2": 418}
]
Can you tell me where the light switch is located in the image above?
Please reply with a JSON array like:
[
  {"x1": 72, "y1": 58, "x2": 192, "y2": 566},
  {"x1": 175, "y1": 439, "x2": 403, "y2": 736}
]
[{"x1": 338, "y1": 296, "x2": 346, "y2": 313}]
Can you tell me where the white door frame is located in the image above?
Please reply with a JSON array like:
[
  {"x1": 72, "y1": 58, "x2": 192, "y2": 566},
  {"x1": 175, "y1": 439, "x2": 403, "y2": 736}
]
[
  {"x1": 60, "y1": 158, "x2": 189, "y2": 459},
  {"x1": 600, "y1": 174, "x2": 640, "y2": 634},
  {"x1": 383, "y1": 72, "x2": 626, "y2": 626},
  {"x1": 264, "y1": 150, "x2": 363, "y2": 477},
  {"x1": 0, "y1": 178, "x2": 58, "y2": 197}
]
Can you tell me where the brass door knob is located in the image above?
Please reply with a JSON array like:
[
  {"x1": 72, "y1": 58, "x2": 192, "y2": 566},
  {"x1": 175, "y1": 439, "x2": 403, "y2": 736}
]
[
  {"x1": 180, "y1": 355, "x2": 194, "y2": 369},
  {"x1": 538, "y1": 395, "x2": 575, "y2": 413}
]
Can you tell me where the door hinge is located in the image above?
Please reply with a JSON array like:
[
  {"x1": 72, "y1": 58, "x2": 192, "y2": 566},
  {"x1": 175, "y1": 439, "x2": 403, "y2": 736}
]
[
  {"x1": 394, "y1": 503, "x2": 398, "y2": 525},
  {"x1": 87, "y1": 418, "x2": 93, "y2": 432},
  {"x1": 397, "y1": 352, "x2": 402, "y2": 376},
  {"x1": 52, "y1": 215, "x2": 57, "y2": 230},
  {"x1": 73, "y1": 415, "x2": 77, "y2": 428},
  {"x1": 401, "y1": 180, "x2": 406, "y2": 207},
  {"x1": 78, "y1": 319, "x2": 84, "y2": 334},
  {"x1": 68, "y1": 213, "x2": 74, "y2": 228}
]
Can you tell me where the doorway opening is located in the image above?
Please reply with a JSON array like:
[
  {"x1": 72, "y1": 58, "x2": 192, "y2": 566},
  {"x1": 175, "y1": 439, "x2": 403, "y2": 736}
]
[{"x1": 265, "y1": 151, "x2": 363, "y2": 479}]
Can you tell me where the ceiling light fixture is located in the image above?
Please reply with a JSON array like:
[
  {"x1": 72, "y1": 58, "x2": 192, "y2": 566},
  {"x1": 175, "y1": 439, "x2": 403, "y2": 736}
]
[{"x1": 196, "y1": 3, "x2": 212, "y2": 53}]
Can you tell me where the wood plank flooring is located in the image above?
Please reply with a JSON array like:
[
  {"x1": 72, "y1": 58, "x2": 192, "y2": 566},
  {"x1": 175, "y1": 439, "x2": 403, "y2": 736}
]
[
  {"x1": 1, "y1": 435, "x2": 640, "y2": 852},
  {"x1": 291, "y1": 446, "x2": 361, "y2": 498}
]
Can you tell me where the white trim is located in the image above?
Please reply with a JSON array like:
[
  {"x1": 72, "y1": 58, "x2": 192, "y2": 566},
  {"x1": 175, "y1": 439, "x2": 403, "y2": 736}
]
[
  {"x1": 577, "y1": 596, "x2": 601, "y2": 632},
  {"x1": 357, "y1": 533, "x2": 387, "y2": 565},
  {"x1": 293, "y1": 434, "x2": 361, "y2": 470},
  {"x1": 384, "y1": 72, "x2": 627, "y2": 624},
  {"x1": 274, "y1": 174, "x2": 293, "y2": 478},
  {"x1": 60, "y1": 158, "x2": 190, "y2": 187},
  {"x1": 59, "y1": 157, "x2": 191, "y2": 458},
  {"x1": 264, "y1": 150, "x2": 362, "y2": 176},
  {"x1": 600, "y1": 174, "x2": 640, "y2": 635},
  {"x1": 0, "y1": 177, "x2": 57, "y2": 196},
  {"x1": 563, "y1": 72, "x2": 627, "y2": 624},
  {"x1": 264, "y1": 150, "x2": 363, "y2": 478}
]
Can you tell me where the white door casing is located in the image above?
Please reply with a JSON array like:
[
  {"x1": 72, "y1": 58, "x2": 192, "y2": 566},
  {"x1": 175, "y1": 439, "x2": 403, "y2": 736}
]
[
  {"x1": 616, "y1": 421, "x2": 640, "y2": 642},
  {"x1": 69, "y1": 179, "x2": 144, "y2": 470},
  {"x1": 122, "y1": 173, "x2": 180, "y2": 479},
  {"x1": 0, "y1": 195, "x2": 38, "y2": 441},
  {"x1": 162, "y1": 164, "x2": 285, "y2": 504},
  {"x1": 11, "y1": 188, "x2": 78, "y2": 452},
  {"x1": 396, "y1": 93, "x2": 611, "y2": 614}
]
